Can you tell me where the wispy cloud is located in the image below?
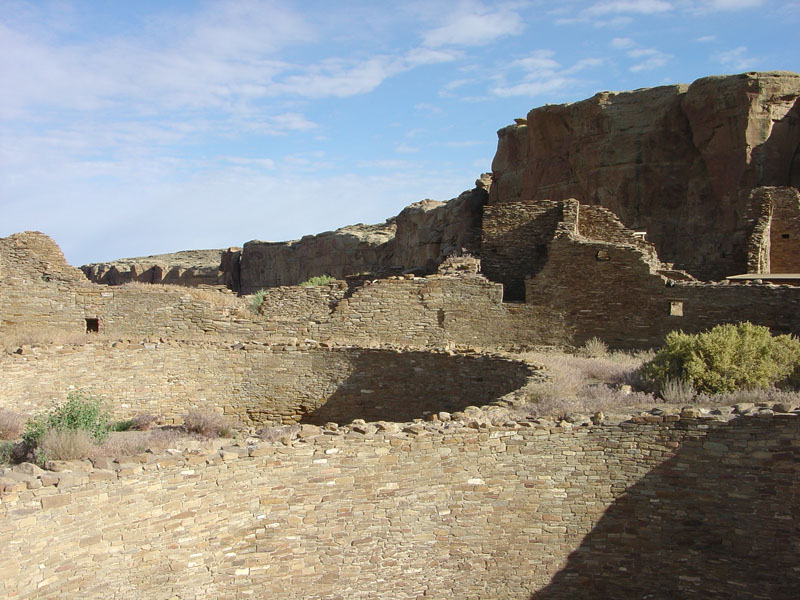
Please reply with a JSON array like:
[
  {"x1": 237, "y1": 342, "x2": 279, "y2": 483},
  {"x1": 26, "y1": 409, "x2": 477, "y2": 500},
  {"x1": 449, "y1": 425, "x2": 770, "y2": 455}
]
[
  {"x1": 490, "y1": 50, "x2": 604, "y2": 98},
  {"x1": 584, "y1": 1, "x2": 674, "y2": 16},
  {"x1": 608, "y1": 37, "x2": 672, "y2": 72},
  {"x1": 422, "y1": 4, "x2": 524, "y2": 47},
  {"x1": 714, "y1": 45, "x2": 761, "y2": 70}
]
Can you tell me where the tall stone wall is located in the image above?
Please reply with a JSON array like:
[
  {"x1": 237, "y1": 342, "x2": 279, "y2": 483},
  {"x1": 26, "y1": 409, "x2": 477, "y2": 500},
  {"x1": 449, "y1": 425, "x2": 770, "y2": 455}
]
[
  {"x1": 481, "y1": 200, "x2": 562, "y2": 301},
  {"x1": 0, "y1": 342, "x2": 533, "y2": 426},
  {"x1": 490, "y1": 72, "x2": 800, "y2": 279},
  {"x1": 2, "y1": 416, "x2": 797, "y2": 599},
  {"x1": 530, "y1": 232, "x2": 800, "y2": 348}
]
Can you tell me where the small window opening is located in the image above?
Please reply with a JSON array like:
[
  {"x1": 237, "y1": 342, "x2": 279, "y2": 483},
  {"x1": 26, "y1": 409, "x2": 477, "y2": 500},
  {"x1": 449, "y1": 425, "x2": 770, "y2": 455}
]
[
  {"x1": 85, "y1": 318, "x2": 99, "y2": 333},
  {"x1": 596, "y1": 249, "x2": 611, "y2": 261},
  {"x1": 669, "y1": 301, "x2": 683, "y2": 317},
  {"x1": 782, "y1": 233, "x2": 790, "y2": 239}
]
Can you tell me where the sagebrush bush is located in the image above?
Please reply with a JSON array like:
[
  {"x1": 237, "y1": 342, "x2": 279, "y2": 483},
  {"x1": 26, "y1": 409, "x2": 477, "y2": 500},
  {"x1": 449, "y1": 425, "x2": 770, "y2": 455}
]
[
  {"x1": 639, "y1": 322, "x2": 800, "y2": 394},
  {"x1": 37, "y1": 429, "x2": 95, "y2": 462},
  {"x1": 249, "y1": 289, "x2": 268, "y2": 314},
  {"x1": 660, "y1": 377, "x2": 697, "y2": 404},
  {"x1": 182, "y1": 411, "x2": 233, "y2": 438},
  {"x1": 0, "y1": 441, "x2": 14, "y2": 466},
  {"x1": 22, "y1": 391, "x2": 111, "y2": 452},
  {"x1": 580, "y1": 337, "x2": 609, "y2": 359},
  {"x1": 0, "y1": 409, "x2": 25, "y2": 440},
  {"x1": 300, "y1": 274, "x2": 336, "y2": 287}
]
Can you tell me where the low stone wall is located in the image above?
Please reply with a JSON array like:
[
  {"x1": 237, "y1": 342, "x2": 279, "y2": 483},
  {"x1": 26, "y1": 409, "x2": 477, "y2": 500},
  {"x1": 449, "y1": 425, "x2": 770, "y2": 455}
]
[
  {"x1": 1, "y1": 414, "x2": 797, "y2": 599},
  {"x1": 0, "y1": 342, "x2": 533, "y2": 425}
]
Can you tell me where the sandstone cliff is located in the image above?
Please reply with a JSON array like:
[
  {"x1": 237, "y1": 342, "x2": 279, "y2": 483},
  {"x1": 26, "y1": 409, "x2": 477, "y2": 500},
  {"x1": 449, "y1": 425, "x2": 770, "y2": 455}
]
[
  {"x1": 490, "y1": 71, "x2": 800, "y2": 280},
  {"x1": 82, "y1": 248, "x2": 242, "y2": 289},
  {"x1": 84, "y1": 178, "x2": 489, "y2": 295},
  {"x1": 238, "y1": 180, "x2": 487, "y2": 294}
]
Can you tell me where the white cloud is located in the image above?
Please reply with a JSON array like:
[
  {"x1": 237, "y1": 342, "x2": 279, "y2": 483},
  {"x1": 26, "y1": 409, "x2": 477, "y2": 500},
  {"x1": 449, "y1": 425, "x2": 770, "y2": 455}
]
[
  {"x1": 395, "y1": 143, "x2": 420, "y2": 154},
  {"x1": 610, "y1": 37, "x2": 636, "y2": 49},
  {"x1": 585, "y1": 1, "x2": 674, "y2": 16},
  {"x1": 714, "y1": 46, "x2": 760, "y2": 70},
  {"x1": 422, "y1": 5, "x2": 524, "y2": 47},
  {"x1": 628, "y1": 47, "x2": 672, "y2": 71},
  {"x1": 696, "y1": 35, "x2": 717, "y2": 42},
  {"x1": 490, "y1": 49, "x2": 607, "y2": 98},
  {"x1": 608, "y1": 36, "x2": 672, "y2": 72},
  {"x1": 704, "y1": 0, "x2": 765, "y2": 10}
]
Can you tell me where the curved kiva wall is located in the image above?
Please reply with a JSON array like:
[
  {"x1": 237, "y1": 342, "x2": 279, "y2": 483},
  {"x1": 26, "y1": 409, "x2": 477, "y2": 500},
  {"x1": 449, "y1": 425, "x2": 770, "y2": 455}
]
[
  {"x1": 0, "y1": 342, "x2": 533, "y2": 425},
  {"x1": 1, "y1": 415, "x2": 798, "y2": 599}
]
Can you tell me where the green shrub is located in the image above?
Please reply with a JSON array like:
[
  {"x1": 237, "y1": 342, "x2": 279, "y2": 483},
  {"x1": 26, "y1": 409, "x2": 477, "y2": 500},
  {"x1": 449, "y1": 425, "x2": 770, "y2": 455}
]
[
  {"x1": 112, "y1": 419, "x2": 135, "y2": 432},
  {"x1": 249, "y1": 289, "x2": 268, "y2": 314},
  {"x1": 299, "y1": 274, "x2": 336, "y2": 287},
  {"x1": 639, "y1": 322, "x2": 800, "y2": 394},
  {"x1": 22, "y1": 391, "x2": 111, "y2": 451}
]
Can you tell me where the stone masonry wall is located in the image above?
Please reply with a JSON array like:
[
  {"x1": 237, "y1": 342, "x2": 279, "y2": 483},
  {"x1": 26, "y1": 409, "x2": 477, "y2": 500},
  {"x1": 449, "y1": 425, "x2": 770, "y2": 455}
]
[
  {"x1": 767, "y1": 186, "x2": 800, "y2": 272},
  {"x1": 530, "y1": 232, "x2": 800, "y2": 348},
  {"x1": 0, "y1": 342, "x2": 533, "y2": 426},
  {"x1": 1, "y1": 415, "x2": 797, "y2": 599},
  {"x1": 481, "y1": 200, "x2": 563, "y2": 301}
]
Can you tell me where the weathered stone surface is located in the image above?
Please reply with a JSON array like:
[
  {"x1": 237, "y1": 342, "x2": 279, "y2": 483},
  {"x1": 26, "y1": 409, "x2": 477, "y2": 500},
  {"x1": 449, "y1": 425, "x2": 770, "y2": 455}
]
[
  {"x1": 489, "y1": 71, "x2": 800, "y2": 280},
  {"x1": 82, "y1": 247, "x2": 241, "y2": 290},
  {"x1": 238, "y1": 181, "x2": 488, "y2": 294},
  {"x1": 0, "y1": 416, "x2": 797, "y2": 599}
]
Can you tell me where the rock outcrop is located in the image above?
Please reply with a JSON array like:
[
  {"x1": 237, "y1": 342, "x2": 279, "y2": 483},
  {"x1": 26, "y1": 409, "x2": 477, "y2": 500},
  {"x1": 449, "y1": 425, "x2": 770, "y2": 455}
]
[
  {"x1": 85, "y1": 177, "x2": 490, "y2": 295},
  {"x1": 490, "y1": 71, "x2": 800, "y2": 280},
  {"x1": 82, "y1": 248, "x2": 241, "y2": 290}
]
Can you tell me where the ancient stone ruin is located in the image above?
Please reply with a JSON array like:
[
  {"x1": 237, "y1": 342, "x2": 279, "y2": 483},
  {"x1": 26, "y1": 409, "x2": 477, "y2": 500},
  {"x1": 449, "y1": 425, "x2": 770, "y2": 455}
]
[{"x1": 2, "y1": 71, "x2": 800, "y2": 598}]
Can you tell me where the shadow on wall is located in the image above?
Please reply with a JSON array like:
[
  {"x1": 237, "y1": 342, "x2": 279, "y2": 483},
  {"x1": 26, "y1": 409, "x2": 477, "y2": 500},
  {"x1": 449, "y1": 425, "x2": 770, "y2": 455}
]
[
  {"x1": 530, "y1": 417, "x2": 800, "y2": 600},
  {"x1": 301, "y1": 350, "x2": 532, "y2": 425}
]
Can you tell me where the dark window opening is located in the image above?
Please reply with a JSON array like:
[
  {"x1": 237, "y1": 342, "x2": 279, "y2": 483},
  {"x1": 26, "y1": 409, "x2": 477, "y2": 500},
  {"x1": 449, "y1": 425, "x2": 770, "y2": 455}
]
[
  {"x1": 782, "y1": 233, "x2": 790, "y2": 239},
  {"x1": 85, "y1": 318, "x2": 99, "y2": 333}
]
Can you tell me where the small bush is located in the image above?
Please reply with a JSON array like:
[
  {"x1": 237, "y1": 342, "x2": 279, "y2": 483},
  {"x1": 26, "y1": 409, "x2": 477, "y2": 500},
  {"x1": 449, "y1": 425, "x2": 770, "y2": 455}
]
[
  {"x1": 660, "y1": 377, "x2": 696, "y2": 404},
  {"x1": 22, "y1": 391, "x2": 111, "y2": 451},
  {"x1": 93, "y1": 428, "x2": 181, "y2": 458},
  {"x1": 130, "y1": 413, "x2": 157, "y2": 431},
  {"x1": 249, "y1": 289, "x2": 268, "y2": 314},
  {"x1": 300, "y1": 274, "x2": 336, "y2": 287},
  {"x1": 0, "y1": 409, "x2": 25, "y2": 440},
  {"x1": 0, "y1": 441, "x2": 14, "y2": 466},
  {"x1": 182, "y1": 411, "x2": 233, "y2": 438},
  {"x1": 112, "y1": 419, "x2": 135, "y2": 432},
  {"x1": 581, "y1": 337, "x2": 609, "y2": 359},
  {"x1": 640, "y1": 322, "x2": 800, "y2": 394},
  {"x1": 37, "y1": 429, "x2": 95, "y2": 462}
]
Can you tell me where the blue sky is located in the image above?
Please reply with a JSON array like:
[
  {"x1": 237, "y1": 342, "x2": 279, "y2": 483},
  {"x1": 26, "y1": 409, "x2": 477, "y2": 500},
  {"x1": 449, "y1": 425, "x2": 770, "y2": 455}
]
[{"x1": 2, "y1": 0, "x2": 798, "y2": 266}]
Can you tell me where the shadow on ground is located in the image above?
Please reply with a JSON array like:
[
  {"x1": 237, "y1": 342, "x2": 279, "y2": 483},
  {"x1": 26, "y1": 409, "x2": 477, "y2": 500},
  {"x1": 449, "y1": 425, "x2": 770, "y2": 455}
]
[{"x1": 301, "y1": 349, "x2": 531, "y2": 425}]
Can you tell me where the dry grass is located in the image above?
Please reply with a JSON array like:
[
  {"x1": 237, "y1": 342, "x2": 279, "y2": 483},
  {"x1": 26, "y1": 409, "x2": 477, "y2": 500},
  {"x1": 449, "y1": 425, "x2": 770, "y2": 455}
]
[
  {"x1": 37, "y1": 428, "x2": 96, "y2": 462},
  {"x1": 182, "y1": 411, "x2": 234, "y2": 438},
  {"x1": 0, "y1": 409, "x2": 25, "y2": 440},
  {"x1": 92, "y1": 428, "x2": 183, "y2": 458},
  {"x1": 660, "y1": 378, "x2": 697, "y2": 404},
  {"x1": 257, "y1": 424, "x2": 300, "y2": 443},
  {"x1": 0, "y1": 326, "x2": 112, "y2": 349},
  {"x1": 518, "y1": 348, "x2": 657, "y2": 418},
  {"x1": 694, "y1": 388, "x2": 800, "y2": 407}
]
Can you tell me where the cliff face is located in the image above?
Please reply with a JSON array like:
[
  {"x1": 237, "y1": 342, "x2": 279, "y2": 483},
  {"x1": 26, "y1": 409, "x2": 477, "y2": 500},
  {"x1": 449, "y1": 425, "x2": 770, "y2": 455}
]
[
  {"x1": 84, "y1": 179, "x2": 489, "y2": 295},
  {"x1": 237, "y1": 181, "x2": 488, "y2": 295},
  {"x1": 81, "y1": 248, "x2": 241, "y2": 290},
  {"x1": 490, "y1": 71, "x2": 800, "y2": 279}
]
